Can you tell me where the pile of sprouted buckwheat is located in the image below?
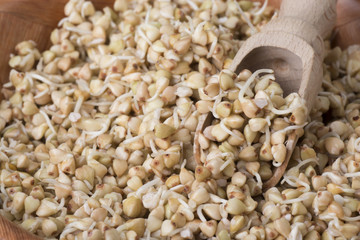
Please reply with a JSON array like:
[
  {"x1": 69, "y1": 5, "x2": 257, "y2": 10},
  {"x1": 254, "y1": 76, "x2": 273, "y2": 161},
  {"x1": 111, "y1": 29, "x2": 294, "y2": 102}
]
[{"x1": 1, "y1": 0, "x2": 360, "y2": 239}]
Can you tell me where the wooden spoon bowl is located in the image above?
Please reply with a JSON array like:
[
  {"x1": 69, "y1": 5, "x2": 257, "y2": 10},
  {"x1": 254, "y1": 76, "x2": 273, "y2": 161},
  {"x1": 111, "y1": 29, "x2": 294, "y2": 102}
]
[
  {"x1": 230, "y1": 0, "x2": 336, "y2": 189},
  {"x1": 194, "y1": 0, "x2": 357, "y2": 192}
]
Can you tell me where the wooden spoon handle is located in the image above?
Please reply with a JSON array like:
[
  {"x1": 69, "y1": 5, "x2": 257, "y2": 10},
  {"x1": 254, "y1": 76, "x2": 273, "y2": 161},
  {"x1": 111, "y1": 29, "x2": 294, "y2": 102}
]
[
  {"x1": 262, "y1": 0, "x2": 337, "y2": 59},
  {"x1": 278, "y1": 0, "x2": 337, "y2": 39}
]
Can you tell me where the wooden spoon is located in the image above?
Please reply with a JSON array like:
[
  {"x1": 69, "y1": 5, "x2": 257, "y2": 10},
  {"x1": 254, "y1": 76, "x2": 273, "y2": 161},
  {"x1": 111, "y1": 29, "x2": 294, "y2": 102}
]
[
  {"x1": 194, "y1": 0, "x2": 337, "y2": 191},
  {"x1": 0, "y1": 1, "x2": 112, "y2": 238}
]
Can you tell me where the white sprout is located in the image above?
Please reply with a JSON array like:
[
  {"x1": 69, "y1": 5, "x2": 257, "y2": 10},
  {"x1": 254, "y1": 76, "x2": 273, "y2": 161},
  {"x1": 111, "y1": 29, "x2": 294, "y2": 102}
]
[
  {"x1": 288, "y1": 158, "x2": 318, "y2": 173},
  {"x1": 209, "y1": 97, "x2": 222, "y2": 121},
  {"x1": 28, "y1": 73, "x2": 71, "y2": 87},
  {"x1": 234, "y1": 0, "x2": 257, "y2": 34},
  {"x1": 83, "y1": 118, "x2": 111, "y2": 140},
  {"x1": 319, "y1": 132, "x2": 341, "y2": 141},
  {"x1": 239, "y1": 69, "x2": 274, "y2": 102},
  {"x1": 149, "y1": 139, "x2": 159, "y2": 157},
  {"x1": 354, "y1": 137, "x2": 360, "y2": 152},
  {"x1": 253, "y1": 172, "x2": 263, "y2": 188},
  {"x1": 209, "y1": 194, "x2": 227, "y2": 204},
  {"x1": 253, "y1": 0, "x2": 268, "y2": 16},
  {"x1": 344, "y1": 172, "x2": 360, "y2": 178},
  {"x1": 34, "y1": 89, "x2": 49, "y2": 99},
  {"x1": 169, "y1": 184, "x2": 185, "y2": 192},
  {"x1": 343, "y1": 215, "x2": 360, "y2": 221},
  {"x1": 180, "y1": 158, "x2": 187, "y2": 169},
  {"x1": 65, "y1": 26, "x2": 92, "y2": 35},
  {"x1": 83, "y1": 101, "x2": 113, "y2": 106},
  {"x1": 207, "y1": 37, "x2": 218, "y2": 58},
  {"x1": 281, "y1": 194, "x2": 310, "y2": 204},
  {"x1": 101, "y1": 203, "x2": 116, "y2": 216},
  {"x1": 136, "y1": 178, "x2": 161, "y2": 197},
  {"x1": 74, "y1": 96, "x2": 84, "y2": 114},
  {"x1": 186, "y1": 0, "x2": 199, "y2": 11},
  {"x1": 220, "y1": 120, "x2": 244, "y2": 141},
  {"x1": 178, "y1": 198, "x2": 191, "y2": 210},
  {"x1": 39, "y1": 110, "x2": 57, "y2": 134},
  {"x1": 137, "y1": 27, "x2": 153, "y2": 45},
  {"x1": 3, "y1": 82, "x2": 13, "y2": 88},
  {"x1": 196, "y1": 205, "x2": 207, "y2": 222},
  {"x1": 87, "y1": 38, "x2": 105, "y2": 46},
  {"x1": 220, "y1": 158, "x2": 233, "y2": 171},
  {"x1": 281, "y1": 175, "x2": 310, "y2": 192},
  {"x1": 275, "y1": 123, "x2": 308, "y2": 135}
]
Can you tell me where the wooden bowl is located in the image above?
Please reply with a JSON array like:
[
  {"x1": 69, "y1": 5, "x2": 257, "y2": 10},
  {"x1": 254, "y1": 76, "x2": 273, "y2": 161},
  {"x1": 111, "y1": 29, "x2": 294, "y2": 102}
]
[
  {"x1": 0, "y1": 0, "x2": 359, "y2": 239},
  {"x1": 0, "y1": 1, "x2": 113, "y2": 238}
]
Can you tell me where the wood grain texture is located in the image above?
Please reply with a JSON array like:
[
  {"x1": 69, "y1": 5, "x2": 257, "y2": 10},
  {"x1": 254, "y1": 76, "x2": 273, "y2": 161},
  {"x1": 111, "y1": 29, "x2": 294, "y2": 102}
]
[
  {"x1": 231, "y1": 0, "x2": 336, "y2": 109},
  {"x1": 0, "y1": 0, "x2": 113, "y2": 87},
  {"x1": 0, "y1": 13, "x2": 54, "y2": 88},
  {"x1": 228, "y1": 0, "x2": 336, "y2": 189},
  {"x1": 0, "y1": 1, "x2": 113, "y2": 238},
  {"x1": 194, "y1": 114, "x2": 214, "y2": 165},
  {"x1": 0, "y1": 215, "x2": 41, "y2": 240},
  {"x1": 263, "y1": 133, "x2": 298, "y2": 191},
  {"x1": 0, "y1": 0, "x2": 113, "y2": 27},
  {"x1": 193, "y1": 0, "x2": 360, "y2": 183},
  {"x1": 333, "y1": 0, "x2": 360, "y2": 49},
  {"x1": 237, "y1": 3, "x2": 333, "y2": 106},
  {"x1": 0, "y1": 0, "x2": 70, "y2": 27},
  {"x1": 194, "y1": 0, "x2": 337, "y2": 185},
  {"x1": 256, "y1": 0, "x2": 360, "y2": 49},
  {"x1": 278, "y1": 0, "x2": 336, "y2": 39}
]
